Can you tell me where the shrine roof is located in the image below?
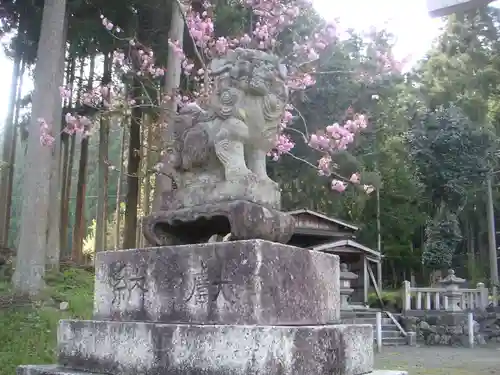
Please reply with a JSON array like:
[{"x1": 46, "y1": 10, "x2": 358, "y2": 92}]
[
  {"x1": 311, "y1": 239, "x2": 381, "y2": 259},
  {"x1": 287, "y1": 209, "x2": 359, "y2": 232}
]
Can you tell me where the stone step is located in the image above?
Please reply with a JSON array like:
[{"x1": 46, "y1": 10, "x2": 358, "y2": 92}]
[
  {"x1": 341, "y1": 311, "x2": 382, "y2": 318},
  {"x1": 342, "y1": 315, "x2": 409, "y2": 347},
  {"x1": 381, "y1": 330, "x2": 404, "y2": 339},
  {"x1": 17, "y1": 364, "x2": 407, "y2": 375},
  {"x1": 93, "y1": 239, "x2": 341, "y2": 325},
  {"x1": 380, "y1": 325, "x2": 401, "y2": 332},
  {"x1": 381, "y1": 336, "x2": 409, "y2": 346},
  {"x1": 362, "y1": 324, "x2": 402, "y2": 332},
  {"x1": 344, "y1": 317, "x2": 393, "y2": 325},
  {"x1": 58, "y1": 320, "x2": 374, "y2": 375}
]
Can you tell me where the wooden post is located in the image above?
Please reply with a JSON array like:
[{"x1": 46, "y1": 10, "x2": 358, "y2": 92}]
[
  {"x1": 377, "y1": 260, "x2": 383, "y2": 294},
  {"x1": 363, "y1": 256, "x2": 369, "y2": 305}
]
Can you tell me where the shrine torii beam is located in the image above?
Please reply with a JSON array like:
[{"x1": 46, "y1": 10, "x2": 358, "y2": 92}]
[{"x1": 427, "y1": 0, "x2": 493, "y2": 17}]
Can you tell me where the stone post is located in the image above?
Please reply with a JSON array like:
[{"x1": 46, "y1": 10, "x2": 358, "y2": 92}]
[
  {"x1": 401, "y1": 280, "x2": 411, "y2": 313},
  {"x1": 439, "y1": 269, "x2": 466, "y2": 312},
  {"x1": 477, "y1": 282, "x2": 489, "y2": 310},
  {"x1": 340, "y1": 263, "x2": 358, "y2": 310}
]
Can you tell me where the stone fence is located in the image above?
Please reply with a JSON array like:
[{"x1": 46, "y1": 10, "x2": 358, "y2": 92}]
[{"x1": 401, "y1": 270, "x2": 489, "y2": 313}]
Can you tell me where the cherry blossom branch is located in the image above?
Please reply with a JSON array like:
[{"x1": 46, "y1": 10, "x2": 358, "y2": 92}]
[
  {"x1": 284, "y1": 127, "x2": 308, "y2": 143},
  {"x1": 290, "y1": 104, "x2": 309, "y2": 139},
  {"x1": 284, "y1": 151, "x2": 348, "y2": 183}
]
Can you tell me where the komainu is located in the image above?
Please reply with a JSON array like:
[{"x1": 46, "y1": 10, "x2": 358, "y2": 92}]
[{"x1": 170, "y1": 48, "x2": 289, "y2": 188}]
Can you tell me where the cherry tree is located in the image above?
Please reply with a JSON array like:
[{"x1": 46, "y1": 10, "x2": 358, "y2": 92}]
[{"x1": 49, "y1": 0, "x2": 375, "y2": 195}]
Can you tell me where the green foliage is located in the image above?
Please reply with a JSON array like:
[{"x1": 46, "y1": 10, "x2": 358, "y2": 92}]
[
  {"x1": 270, "y1": 28, "x2": 432, "y2": 284},
  {"x1": 82, "y1": 219, "x2": 97, "y2": 259},
  {"x1": 408, "y1": 105, "x2": 493, "y2": 211},
  {"x1": 367, "y1": 290, "x2": 402, "y2": 311},
  {"x1": 82, "y1": 201, "x2": 126, "y2": 256},
  {"x1": 423, "y1": 206, "x2": 462, "y2": 270},
  {"x1": 0, "y1": 268, "x2": 93, "y2": 375}
]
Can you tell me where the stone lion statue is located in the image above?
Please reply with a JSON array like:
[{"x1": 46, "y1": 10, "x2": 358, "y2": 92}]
[
  {"x1": 169, "y1": 48, "x2": 289, "y2": 189},
  {"x1": 143, "y1": 49, "x2": 293, "y2": 244}
]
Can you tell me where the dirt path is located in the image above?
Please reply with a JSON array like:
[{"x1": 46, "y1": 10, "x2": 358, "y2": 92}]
[{"x1": 375, "y1": 345, "x2": 500, "y2": 375}]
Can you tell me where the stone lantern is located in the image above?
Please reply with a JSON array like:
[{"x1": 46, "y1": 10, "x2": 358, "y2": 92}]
[
  {"x1": 340, "y1": 263, "x2": 358, "y2": 310},
  {"x1": 439, "y1": 269, "x2": 466, "y2": 311}
]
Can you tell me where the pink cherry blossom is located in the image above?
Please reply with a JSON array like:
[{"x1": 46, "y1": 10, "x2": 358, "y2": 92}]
[
  {"x1": 331, "y1": 179, "x2": 347, "y2": 192},
  {"x1": 269, "y1": 134, "x2": 294, "y2": 160},
  {"x1": 350, "y1": 173, "x2": 360, "y2": 184},
  {"x1": 59, "y1": 86, "x2": 71, "y2": 100},
  {"x1": 317, "y1": 155, "x2": 331, "y2": 176},
  {"x1": 38, "y1": 118, "x2": 55, "y2": 147},
  {"x1": 364, "y1": 185, "x2": 375, "y2": 194}
]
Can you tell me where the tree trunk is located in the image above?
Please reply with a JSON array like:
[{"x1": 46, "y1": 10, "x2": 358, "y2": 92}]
[
  {"x1": 143, "y1": 117, "x2": 154, "y2": 241},
  {"x1": 12, "y1": 0, "x2": 67, "y2": 295},
  {"x1": 4, "y1": 60, "x2": 25, "y2": 249},
  {"x1": 467, "y1": 219, "x2": 476, "y2": 281},
  {"x1": 95, "y1": 53, "x2": 111, "y2": 253},
  {"x1": 71, "y1": 55, "x2": 95, "y2": 263},
  {"x1": 114, "y1": 124, "x2": 127, "y2": 249},
  {"x1": 0, "y1": 53, "x2": 22, "y2": 248},
  {"x1": 60, "y1": 57, "x2": 75, "y2": 256},
  {"x1": 152, "y1": 0, "x2": 185, "y2": 214},
  {"x1": 486, "y1": 174, "x2": 498, "y2": 303},
  {"x1": 46, "y1": 12, "x2": 68, "y2": 269},
  {"x1": 123, "y1": 81, "x2": 142, "y2": 249},
  {"x1": 135, "y1": 113, "x2": 144, "y2": 248}
]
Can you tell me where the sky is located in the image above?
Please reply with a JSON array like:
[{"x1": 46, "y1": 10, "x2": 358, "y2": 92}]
[
  {"x1": 314, "y1": 0, "x2": 445, "y2": 64},
  {"x1": 0, "y1": 0, "x2": 499, "y2": 128}
]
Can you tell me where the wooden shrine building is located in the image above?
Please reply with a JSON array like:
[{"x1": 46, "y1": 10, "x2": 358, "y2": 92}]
[{"x1": 287, "y1": 209, "x2": 382, "y2": 305}]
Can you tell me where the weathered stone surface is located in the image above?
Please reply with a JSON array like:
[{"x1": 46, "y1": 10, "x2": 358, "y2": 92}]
[
  {"x1": 17, "y1": 365, "x2": 104, "y2": 375},
  {"x1": 152, "y1": 48, "x2": 289, "y2": 214},
  {"x1": 143, "y1": 200, "x2": 294, "y2": 246},
  {"x1": 58, "y1": 320, "x2": 373, "y2": 375},
  {"x1": 93, "y1": 240, "x2": 340, "y2": 325},
  {"x1": 19, "y1": 365, "x2": 407, "y2": 375},
  {"x1": 160, "y1": 175, "x2": 282, "y2": 211}
]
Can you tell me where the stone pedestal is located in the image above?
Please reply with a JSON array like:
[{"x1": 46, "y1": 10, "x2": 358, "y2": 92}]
[
  {"x1": 143, "y1": 200, "x2": 295, "y2": 246},
  {"x1": 93, "y1": 240, "x2": 341, "y2": 325},
  {"x1": 17, "y1": 240, "x2": 407, "y2": 375}
]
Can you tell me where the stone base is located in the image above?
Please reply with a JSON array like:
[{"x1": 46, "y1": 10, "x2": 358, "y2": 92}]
[
  {"x1": 93, "y1": 240, "x2": 340, "y2": 325},
  {"x1": 57, "y1": 320, "x2": 374, "y2": 375},
  {"x1": 142, "y1": 200, "x2": 295, "y2": 246},
  {"x1": 161, "y1": 173, "x2": 281, "y2": 211},
  {"x1": 18, "y1": 365, "x2": 408, "y2": 375}
]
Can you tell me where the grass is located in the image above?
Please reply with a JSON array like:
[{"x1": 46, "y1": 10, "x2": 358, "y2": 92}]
[{"x1": 0, "y1": 267, "x2": 94, "y2": 375}]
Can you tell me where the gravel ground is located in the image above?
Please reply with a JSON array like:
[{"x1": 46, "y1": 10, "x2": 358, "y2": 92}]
[{"x1": 375, "y1": 345, "x2": 500, "y2": 375}]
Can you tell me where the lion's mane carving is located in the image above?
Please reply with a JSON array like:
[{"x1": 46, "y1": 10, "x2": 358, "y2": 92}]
[{"x1": 171, "y1": 48, "x2": 289, "y2": 185}]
